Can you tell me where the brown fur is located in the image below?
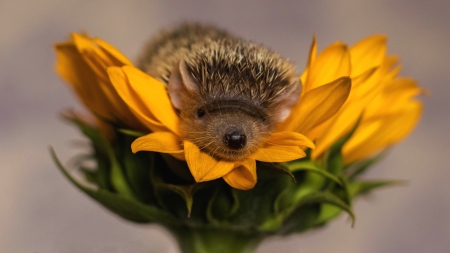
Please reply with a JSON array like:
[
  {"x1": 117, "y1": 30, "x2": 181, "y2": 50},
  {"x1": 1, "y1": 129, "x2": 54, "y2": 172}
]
[{"x1": 138, "y1": 23, "x2": 299, "y2": 161}]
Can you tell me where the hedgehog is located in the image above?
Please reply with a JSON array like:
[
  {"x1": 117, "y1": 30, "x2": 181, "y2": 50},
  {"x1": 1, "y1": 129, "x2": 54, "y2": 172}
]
[{"x1": 138, "y1": 23, "x2": 301, "y2": 162}]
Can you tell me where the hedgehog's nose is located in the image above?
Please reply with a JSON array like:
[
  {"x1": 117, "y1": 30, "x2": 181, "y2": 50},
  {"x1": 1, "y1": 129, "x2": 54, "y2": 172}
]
[{"x1": 223, "y1": 130, "x2": 247, "y2": 150}]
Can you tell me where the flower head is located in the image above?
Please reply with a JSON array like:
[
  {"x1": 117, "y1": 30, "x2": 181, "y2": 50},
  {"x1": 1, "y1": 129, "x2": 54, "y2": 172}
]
[
  {"x1": 54, "y1": 28, "x2": 424, "y2": 250},
  {"x1": 56, "y1": 32, "x2": 421, "y2": 190}
]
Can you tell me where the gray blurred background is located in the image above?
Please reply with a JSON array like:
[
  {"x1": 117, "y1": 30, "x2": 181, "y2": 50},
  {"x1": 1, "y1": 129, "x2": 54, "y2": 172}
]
[{"x1": 1, "y1": 0, "x2": 449, "y2": 252}]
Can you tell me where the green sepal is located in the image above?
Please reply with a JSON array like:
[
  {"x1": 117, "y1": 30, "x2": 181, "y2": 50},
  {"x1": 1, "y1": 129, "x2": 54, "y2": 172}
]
[
  {"x1": 65, "y1": 115, "x2": 137, "y2": 199},
  {"x1": 206, "y1": 185, "x2": 239, "y2": 225},
  {"x1": 314, "y1": 204, "x2": 343, "y2": 226},
  {"x1": 158, "y1": 184, "x2": 195, "y2": 217},
  {"x1": 51, "y1": 148, "x2": 179, "y2": 224},
  {"x1": 277, "y1": 204, "x2": 321, "y2": 234},
  {"x1": 228, "y1": 166, "x2": 294, "y2": 232},
  {"x1": 117, "y1": 128, "x2": 146, "y2": 137},
  {"x1": 79, "y1": 166, "x2": 98, "y2": 185},
  {"x1": 148, "y1": 153, "x2": 197, "y2": 219},
  {"x1": 349, "y1": 180, "x2": 405, "y2": 197},
  {"x1": 339, "y1": 175, "x2": 352, "y2": 206},
  {"x1": 291, "y1": 171, "x2": 326, "y2": 203},
  {"x1": 321, "y1": 116, "x2": 362, "y2": 176},
  {"x1": 345, "y1": 151, "x2": 387, "y2": 180},
  {"x1": 110, "y1": 158, "x2": 137, "y2": 200},
  {"x1": 285, "y1": 160, "x2": 343, "y2": 186},
  {"x1": 296, "y1": 192, "x2": 355, "y2": 226},
  {"x1": 117, "y1": 134, "x2": 154, "y2": 203},
  {"x1": 70, "y1": 152, "x2": 110, "y2": 191}
]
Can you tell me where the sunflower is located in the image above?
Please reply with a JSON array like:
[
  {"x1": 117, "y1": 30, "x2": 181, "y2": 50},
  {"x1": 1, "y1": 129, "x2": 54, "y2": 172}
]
[{"x1": 56, "y1": 33, "x2": 421, "y2": 190}]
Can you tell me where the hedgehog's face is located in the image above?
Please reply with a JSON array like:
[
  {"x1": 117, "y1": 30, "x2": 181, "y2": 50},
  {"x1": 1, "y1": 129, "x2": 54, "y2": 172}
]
[
  {"x1": 179, "y1": 98, "x2": 272, "y2": 161},
  {"x1": 168, "y1": 61, "x2": 300, "y2": 161}
]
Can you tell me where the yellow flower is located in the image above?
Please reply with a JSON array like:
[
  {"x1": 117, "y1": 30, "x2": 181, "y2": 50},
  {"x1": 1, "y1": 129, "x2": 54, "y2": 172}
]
[
  {"x1": 280, "y1": 35, "x2": 423, "y2": 163},
  {"x1": 107, "y1": 66, "x2": 347, "y2": 190},
  {"x1": 55, "y1": 33, "x2": 146, "y2": 131}
]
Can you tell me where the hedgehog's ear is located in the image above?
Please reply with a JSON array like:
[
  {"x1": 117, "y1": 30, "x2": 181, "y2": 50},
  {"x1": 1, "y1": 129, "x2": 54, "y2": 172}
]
[
  {"x1": 168, "y1": 60, "x2": 199, "y2": 109},
  {"x1": 273, "y1": 80, "x2": 302, "y2": 122}
]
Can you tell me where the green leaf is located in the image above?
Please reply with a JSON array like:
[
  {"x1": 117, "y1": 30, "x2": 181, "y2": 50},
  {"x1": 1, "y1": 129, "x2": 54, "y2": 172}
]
[
  {"x1": 51, "y1": 148, "x2": 178, "y2": 224},
  {"x1": 349, "y1": 180, "x2": 404, "y2": 197}
]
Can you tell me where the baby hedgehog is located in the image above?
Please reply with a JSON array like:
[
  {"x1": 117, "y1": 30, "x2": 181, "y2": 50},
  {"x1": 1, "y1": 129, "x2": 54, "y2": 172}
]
[{"x1": 138, "y1": 23, "x2": 300, "y2": 162}]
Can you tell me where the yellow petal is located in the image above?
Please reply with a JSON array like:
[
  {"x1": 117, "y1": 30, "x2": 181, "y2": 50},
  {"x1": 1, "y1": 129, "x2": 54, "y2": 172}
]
[
  {"x1": 107, "y1": 66, "x2": 173, "y2": 133},
  {"x1": 122, "y1": 66, "x2": 180, "y2": 135},
  {"x1": 311, "y1": 103, "x2": 362, "y2": 159},
  {"x1": 131, "y1": 132, "x2": 184, "y2": 160},
  {"x1": 55, "y1": 42, "x2": 115, "y2": 121},
  {"x1": 184, "y1": 141, "x2": 235, "y2": 182},
  {"x1": 71, "y1": 33, "x2": 111, "y2": 82},
  {"x1": 354, "y1": 56, "x2": 400, "y2": 102},
  {"x1": 304, "y1": 42, "x2": 351, "y2": 92},
  {"x1": 251, "y1": 145, "x2": 306, "y2": 163},
  {"x1": 263, "y1": 131, "x2": 315, "y2": 149},
  {"x1": 94, "y1": 38, "x2": 133, "y2": 66},
  {"x1": 300, "y1": 35, "x2": 317, "y2": 87},
  {"x1": 279, "y1": 77, "x2": 352, "y2": 136},
  {"x1": 223, "y1": 159, "x2": 257, "y2": 190},
  {"x1": 343, "y1": 101, "x2": 423, "y2": 163},
  {"x1": 350, "y1": 35, "x2": 387, "y2": 77}
]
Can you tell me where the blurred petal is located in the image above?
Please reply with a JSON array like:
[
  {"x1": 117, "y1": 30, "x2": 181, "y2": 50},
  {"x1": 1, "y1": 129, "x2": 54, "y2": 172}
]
[
  {"x1": 223, "y1": 159, "x2": 257, "y2": 190},
  {"x1": 251, "y1": 146, "x2": 306, "y2": 163},
  {"x1": 300, "y1": 35, "x2": 317, "y2": 88},
  {"x1": 350, "y1": 35, "x2": 387, "y2": 77},
  {"x1": 343, "y1": 101, "x2": 423, "y2": 163},
  {"x1": 55, "y1": 42, "x2": 114, "y2": 121},
  {"x1": 280, "y1": 77, "x2": 351, "y2": 135},
  {"x1": 366, "y1": 78, "x2": 422, "y2": 116},
  {"x1": 94, "y1": 38, "x2": 133, "y2": 66},
  {"x1": 304, "y1": 42, "x2": 351, "y2": 91},
  {"x1": 131, "y1": 132, "x2": 184, "y2": 160},
  {"x1": 71, "y1": 33, "x2": 110, "y2": 82},
  {"x1": 184, "y1": 141, "x2": 234, "y2": 182},
  {"x1": 354, "y1": 56, "x2": 400, "y2": 101},
  {"x1": 264, "y1": 131, "x2": 315, "y2": 149}
]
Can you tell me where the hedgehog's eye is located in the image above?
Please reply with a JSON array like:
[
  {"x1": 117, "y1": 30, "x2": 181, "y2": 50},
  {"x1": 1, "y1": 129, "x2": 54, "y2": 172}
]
[
  {"x1": 197, "y1": 108, "x2": 206, "y2": 118},
  {"x1": 260, "y1": 116, "x2": 266, "y2": 122}
]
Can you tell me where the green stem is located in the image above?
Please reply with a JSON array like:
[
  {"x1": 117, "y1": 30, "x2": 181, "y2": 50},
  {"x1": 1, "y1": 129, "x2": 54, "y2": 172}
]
[{"x1": 167, "y1": 225, "x2": 265, "y2": 253}]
